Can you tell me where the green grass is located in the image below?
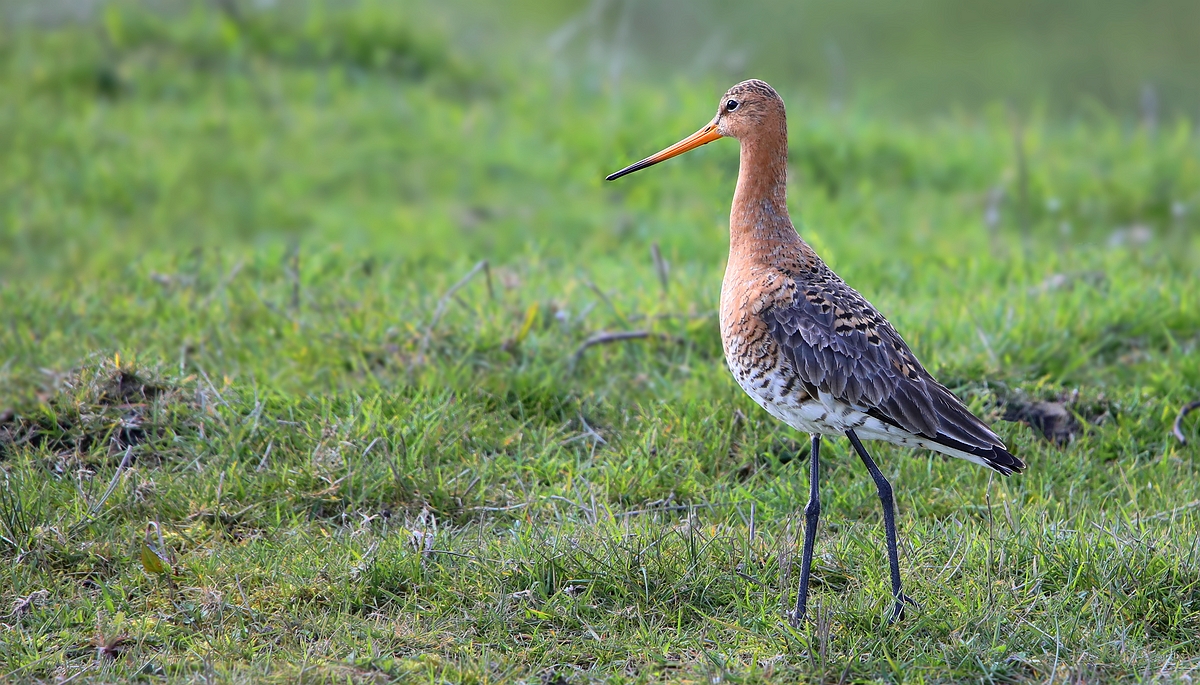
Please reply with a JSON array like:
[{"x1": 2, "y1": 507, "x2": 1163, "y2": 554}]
[{"x1": 2, "y1": 2, "x2": 1200, "y2": 682}]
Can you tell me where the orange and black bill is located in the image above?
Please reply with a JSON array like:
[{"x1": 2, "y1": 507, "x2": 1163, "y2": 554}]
[{"x1": 606, "y1": 121, "x2": 722, "y2": 181}]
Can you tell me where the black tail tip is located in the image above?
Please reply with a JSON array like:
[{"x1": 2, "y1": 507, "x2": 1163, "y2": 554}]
[{"x1": 988, "y1": 448, "x2": 1026, "y2": 476}]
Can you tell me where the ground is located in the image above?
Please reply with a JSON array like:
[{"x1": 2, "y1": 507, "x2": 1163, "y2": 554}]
[{"x1": 1, "y1": 2, "x2": 1199, "y2": 683}]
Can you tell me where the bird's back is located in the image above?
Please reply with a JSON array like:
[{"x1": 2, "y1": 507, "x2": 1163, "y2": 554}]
[{"x1": 721, "y1": 235, "x2": 1024, "y2": 475}]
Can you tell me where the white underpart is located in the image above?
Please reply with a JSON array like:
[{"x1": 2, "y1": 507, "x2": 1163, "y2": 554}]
[{"x1": 734, "y1": 369, "x2": 993, "y2": 470}]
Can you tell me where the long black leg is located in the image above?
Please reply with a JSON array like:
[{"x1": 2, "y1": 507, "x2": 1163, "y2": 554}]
[
  {"x1": 846, "y1": 428, "x2": 916, "y2": 623},
  {"x1": 790, "y1": 433, "x2": 821, "y2": 627}
]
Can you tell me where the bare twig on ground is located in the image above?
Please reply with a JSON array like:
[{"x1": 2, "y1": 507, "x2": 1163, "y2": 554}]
[
  {"x1": 256, "y1": 439, "x2": 273, "y2": 472},
  {"x1": 1172, "y1": 400, "x2": 1199, "y2": 445},
  {"x1": 469, "y1": 502, "x2": 529, "y2": 512},
  {"x1": 577, "y1": 413, "x2": 606, "y2": 445},
  {"x1": 482, "y1": 261, "x2": 495, "y2": 300},
  {"x1": 735, "y1": 570, "x2": 765, "y2": 587},
  {"x1": 582, "y1": 278, "x2": 628, "y2": 327},
  {"x1": 419, "y1": 260, "x2": 489, "y2": 362},
  {"x1": 285, "y1": 246, "x2": 301, "y2": 312},
  {"x1": 569, "y1": 330, "x2": 678, "y2": 369},
  {"x1": 651, "y1": 242, "x2": 669, "y2": 293},
  {"x1": 199, "y1": 259, "x2": 244, "y2": 310},
  {"x1": 1145, "y1": 499, "x2": 1200, "y2": 522},
  {"x1": 92, "y1": 446, "x2": 133, "y2": 518},
  {"x1": 69, "y1": 447, "x2": 134, "y2": 535},
  {"x1": 612, "y1": 500, "x2": 741, "y2": 519}
]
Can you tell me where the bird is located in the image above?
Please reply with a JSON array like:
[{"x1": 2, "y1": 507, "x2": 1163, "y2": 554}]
[{"x1": 606, "y1": 79, "x2": 1025, "y2": 625}]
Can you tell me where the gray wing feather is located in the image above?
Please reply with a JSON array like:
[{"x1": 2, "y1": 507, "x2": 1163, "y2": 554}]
[{"x1": 765, "y1": 273, "x2": 1024, "y2": 474}]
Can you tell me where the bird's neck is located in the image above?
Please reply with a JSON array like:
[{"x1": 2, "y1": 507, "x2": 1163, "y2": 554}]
[{"x1": 729, "y1": 130, "x2": 799, "y2": 257}]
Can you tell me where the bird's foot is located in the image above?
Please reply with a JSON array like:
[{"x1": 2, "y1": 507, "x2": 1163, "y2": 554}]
[
  {"x1": 887, "y1": 592, "x2": 919, "y2": 624},
  {"x1": 786, "y1": 608, "x2": 806, "y2": 628}
]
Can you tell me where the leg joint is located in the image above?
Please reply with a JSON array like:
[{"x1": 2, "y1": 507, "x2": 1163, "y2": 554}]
[
  {"x1": 874, "y1": 476, "x2": 893, "y2": 502},
  {"x1": 804, "y1": 499, "x2": 820, "y2": 519}
]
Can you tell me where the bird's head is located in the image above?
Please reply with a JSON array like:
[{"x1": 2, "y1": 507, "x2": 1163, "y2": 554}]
[
  {"x1": 712, "y1": 79, "x2": 786, "y2": 141},
  {"x1": 606, "y1": 79, "x2": 785, "y2": 181}
]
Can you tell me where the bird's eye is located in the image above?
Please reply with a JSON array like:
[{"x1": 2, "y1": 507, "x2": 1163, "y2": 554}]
[{"x1": 726, "y1": 99, "x2": 740, "y2": 111}]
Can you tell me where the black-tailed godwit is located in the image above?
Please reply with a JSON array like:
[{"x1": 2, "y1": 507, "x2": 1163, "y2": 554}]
[{"x1": 607, "y1": 79, "x2": 1025, "y2": 624}]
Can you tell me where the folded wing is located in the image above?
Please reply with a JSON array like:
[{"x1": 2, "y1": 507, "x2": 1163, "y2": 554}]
[{"x1": 764, "y1": 272, "x2": 1025, "y2": 475}]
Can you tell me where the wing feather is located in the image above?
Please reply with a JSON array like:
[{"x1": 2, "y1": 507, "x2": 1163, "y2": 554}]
[{"x1": 765, "y1": 271, "x2": 1024, "y2": 475}]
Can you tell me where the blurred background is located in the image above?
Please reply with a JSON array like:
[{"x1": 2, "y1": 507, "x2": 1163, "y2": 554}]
[
  {"x1": 513, "y1": 0, "x2": 1200, "y2": 117},
  {"x1": 8, "y1": 0, "x2": 1200, "y2": 114},
  {"x1": 1, "y1": 0, "x2": 1198, "y2": 280}
]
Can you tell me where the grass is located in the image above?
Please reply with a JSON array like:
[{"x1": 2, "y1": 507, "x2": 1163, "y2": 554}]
[{"x1": 2, "y1": 1, "x2": 1200, "y2": 682}]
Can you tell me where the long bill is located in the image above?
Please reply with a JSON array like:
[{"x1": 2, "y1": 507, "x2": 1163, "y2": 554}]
[{"x1": 606, "y1": 120, "x2": 722, "y2": 181}]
